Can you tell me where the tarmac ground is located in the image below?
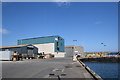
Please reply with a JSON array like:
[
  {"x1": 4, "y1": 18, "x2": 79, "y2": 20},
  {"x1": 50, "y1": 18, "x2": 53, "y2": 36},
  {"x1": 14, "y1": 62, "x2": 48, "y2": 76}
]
[{"x1": 1, "y1": 58, "x2": 94, "y2": 79}]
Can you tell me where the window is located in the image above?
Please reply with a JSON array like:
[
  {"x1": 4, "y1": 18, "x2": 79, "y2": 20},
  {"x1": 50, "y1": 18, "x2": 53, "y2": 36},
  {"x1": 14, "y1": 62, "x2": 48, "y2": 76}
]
[
  {"x1": 58, "y1": 37, "x2": 60, "y2": 40},
  {"x1": 57, "y1": 47, "x2": 59, "y2": 51},
  {"x1": 56, "y1": 42, "x2": 59, "y2": 46},
  {"x1": 5, "y1": 49, "x2": 9, "y2": 51}
]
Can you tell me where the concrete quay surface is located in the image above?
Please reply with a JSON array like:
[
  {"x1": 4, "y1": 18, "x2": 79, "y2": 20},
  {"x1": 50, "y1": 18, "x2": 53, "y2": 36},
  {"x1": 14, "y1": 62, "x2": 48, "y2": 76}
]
[{"x1": 2, "y1": 58, "x2": 96, "y2": 79}]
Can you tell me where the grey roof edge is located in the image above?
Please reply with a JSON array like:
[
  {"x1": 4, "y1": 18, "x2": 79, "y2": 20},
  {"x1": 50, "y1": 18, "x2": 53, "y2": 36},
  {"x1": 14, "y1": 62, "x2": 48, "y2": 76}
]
[
  {"x1": 65, "y1": 45, "x2": 84, "y2": 48},
  {"x1": 0, "y1": 44, "x2": 33, "y2": 48},
  {"x1": 18, "y1": 35, "x2": 64, "y2": 41}
]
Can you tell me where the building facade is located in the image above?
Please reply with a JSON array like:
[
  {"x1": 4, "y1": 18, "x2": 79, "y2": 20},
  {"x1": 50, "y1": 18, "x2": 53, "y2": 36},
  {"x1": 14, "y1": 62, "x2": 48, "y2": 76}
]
[
  {"x1": 65, "y1": 46, "x2": 84, "y2": 57},
  {"x1": 17, "y1": 36, "x2": 65, "y2": 55},
  {"x1": 0, "y1": 44, "x2": 38, "y2": 56}
]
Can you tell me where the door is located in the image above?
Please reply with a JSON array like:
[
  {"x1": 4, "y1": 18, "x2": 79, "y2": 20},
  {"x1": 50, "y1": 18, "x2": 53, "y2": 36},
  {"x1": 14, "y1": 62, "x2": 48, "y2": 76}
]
[{"x1": 28, "y1": 49, "x2": 33, "y2": 56}]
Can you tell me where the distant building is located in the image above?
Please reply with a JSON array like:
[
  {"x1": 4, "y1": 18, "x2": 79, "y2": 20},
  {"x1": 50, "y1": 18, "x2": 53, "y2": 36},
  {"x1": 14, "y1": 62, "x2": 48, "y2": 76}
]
[
  {"x1": 65, "y1": 46, "x2": 84, "y2": 57},
  {"x1": 18, "y1": 36, "x2": 65, "y2": 57},
  {"x1": 0, "y1": 44, "x2": 38, "y2": 56}
]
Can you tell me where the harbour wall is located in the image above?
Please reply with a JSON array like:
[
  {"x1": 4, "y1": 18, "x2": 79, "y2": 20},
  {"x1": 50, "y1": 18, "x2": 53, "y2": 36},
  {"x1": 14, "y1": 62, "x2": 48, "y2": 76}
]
[{"x1": 80, "y1": 56, "x2": 120, "y2": 63}]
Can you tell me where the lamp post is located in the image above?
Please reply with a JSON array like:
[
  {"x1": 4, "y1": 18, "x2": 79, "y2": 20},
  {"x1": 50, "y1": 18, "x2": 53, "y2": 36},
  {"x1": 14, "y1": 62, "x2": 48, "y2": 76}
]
[
  {"x1": 73, "y1": 40, "x2": 77, "y2": 53},
  {"x1": 73, "y1": 40, "x2": 77, "y2": 59}
]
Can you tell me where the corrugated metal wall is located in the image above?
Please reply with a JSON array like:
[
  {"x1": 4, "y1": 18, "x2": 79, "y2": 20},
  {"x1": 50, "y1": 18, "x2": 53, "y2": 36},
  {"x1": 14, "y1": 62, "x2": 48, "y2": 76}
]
[
  {"x1": 65, "y1": 47, "x2": 74, "y2": 57},
  {"x1": 18, "y1": 36, "x2": 56, "y2": 45},
  {"x1": 54, "y1": 36, "x2": 64, "y2": 52},
  {"x1": 1, "y1": 46, "x2": 38, "y2": 55},
  {"x1": 18, "y1": 36, "x2": 65, "y2": 52},
  {"x1": 65, "y1": 46, "x2": 84, "y2": 57}
]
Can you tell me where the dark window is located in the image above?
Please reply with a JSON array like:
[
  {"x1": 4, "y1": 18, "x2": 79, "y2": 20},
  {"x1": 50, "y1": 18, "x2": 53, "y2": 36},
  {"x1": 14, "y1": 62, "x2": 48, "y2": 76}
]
[
  {"x1": 56, "y1": 42, "x2": 59, "y2": 46},
  {"x1": 58, "y1": 37, "x2": 60, "y2": 40},
  {"x1": 57, "y1": 47, "x2": 59, "y2": 51},
  {"x1": 5, "y1": 49, "x2": 9, "y2": 51}
]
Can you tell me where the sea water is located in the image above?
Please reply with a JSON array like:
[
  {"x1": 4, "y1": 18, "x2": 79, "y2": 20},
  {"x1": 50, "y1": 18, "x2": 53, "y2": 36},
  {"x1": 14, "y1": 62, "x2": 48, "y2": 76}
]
[{"x1": 83, "y1": 61, "x2": 120, "y2": 80}]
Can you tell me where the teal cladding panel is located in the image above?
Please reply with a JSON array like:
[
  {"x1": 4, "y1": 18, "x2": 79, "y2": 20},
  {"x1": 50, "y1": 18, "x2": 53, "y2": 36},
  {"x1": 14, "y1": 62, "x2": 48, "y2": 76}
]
[
  {"x1": 18, "y1": 36, "x2": 64, "y2": 52},
  {"x1": 18, "y1": 36, "x2": 56, "y2": 45},
  {"x1": 54, "y1": 36, "x2": 64, "y2": 52}
]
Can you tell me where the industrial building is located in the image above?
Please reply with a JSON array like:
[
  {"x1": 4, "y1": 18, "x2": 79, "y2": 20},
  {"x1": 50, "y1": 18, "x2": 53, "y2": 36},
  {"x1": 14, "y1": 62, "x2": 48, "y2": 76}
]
[
  {"x1": 0, "y1": 44, "x2": 38, "y2": 58},
  {"x1": 18, "y1": 36, "x2": 65, "y2": 57},
  {"x1": 65, "y1": 46, "x2": 84, "y2": 57}
]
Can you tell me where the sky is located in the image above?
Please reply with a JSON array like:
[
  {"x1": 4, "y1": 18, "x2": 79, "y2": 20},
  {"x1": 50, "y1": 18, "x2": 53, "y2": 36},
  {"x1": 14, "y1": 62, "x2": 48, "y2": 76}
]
[{"x1": 2, "y1": 2, "x2": 118, "y2": 52}]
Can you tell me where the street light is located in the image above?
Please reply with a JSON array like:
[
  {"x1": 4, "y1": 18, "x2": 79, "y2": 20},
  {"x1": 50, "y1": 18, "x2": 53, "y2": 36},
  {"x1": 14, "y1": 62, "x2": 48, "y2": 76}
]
[
  {"x1": 73, "y1": 40, "x2": 77, "y2": 55},
  {"x1": 73, "y1": 40, "x2": 78, "y2": 61}
]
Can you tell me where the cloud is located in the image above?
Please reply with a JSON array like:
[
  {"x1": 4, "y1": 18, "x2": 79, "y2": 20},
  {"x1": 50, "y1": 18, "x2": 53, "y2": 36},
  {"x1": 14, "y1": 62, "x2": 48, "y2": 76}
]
[
  {"x1": 0, "y1": 28, "x2": 9, "y2": 34},
  {"x1": 53, "y1": 0, "x2": 71, "y2": 7},
  {"x1": 53, "y1": 0, "x2": 70, "y2": 2}
]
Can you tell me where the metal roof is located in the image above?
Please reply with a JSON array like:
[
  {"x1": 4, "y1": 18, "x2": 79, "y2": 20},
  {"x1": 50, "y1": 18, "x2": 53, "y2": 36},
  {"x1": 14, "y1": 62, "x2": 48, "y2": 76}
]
[
  {"x1": 18, "y1": 35, "x2": 62, "y2": 41},
  {"x1": 0, "y1": 44, "x2": 32, "y2": 48},
  {"x1": 65, "y1": 46, "x2": 83, "y2": 48},
  {"x1": 65, "y1": 46, "x2": 74, "y2": 48}
]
